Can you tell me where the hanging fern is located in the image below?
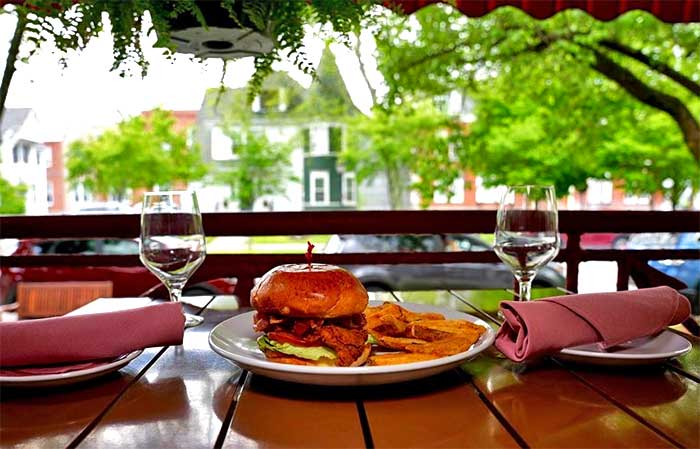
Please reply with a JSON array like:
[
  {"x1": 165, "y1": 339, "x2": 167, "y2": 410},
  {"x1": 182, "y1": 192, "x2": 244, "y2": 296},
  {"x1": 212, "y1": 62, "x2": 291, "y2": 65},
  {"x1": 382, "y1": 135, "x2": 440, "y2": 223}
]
[{"x1": 7, "y1": 0, "x2": 372, "y2": 99}]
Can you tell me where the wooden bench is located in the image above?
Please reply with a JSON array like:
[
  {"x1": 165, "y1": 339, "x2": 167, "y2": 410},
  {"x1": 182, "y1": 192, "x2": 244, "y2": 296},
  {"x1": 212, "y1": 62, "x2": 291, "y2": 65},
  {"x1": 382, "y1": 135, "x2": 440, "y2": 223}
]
[{"x1": 16, "y1": 281, "x2": 113, "y2": 318}]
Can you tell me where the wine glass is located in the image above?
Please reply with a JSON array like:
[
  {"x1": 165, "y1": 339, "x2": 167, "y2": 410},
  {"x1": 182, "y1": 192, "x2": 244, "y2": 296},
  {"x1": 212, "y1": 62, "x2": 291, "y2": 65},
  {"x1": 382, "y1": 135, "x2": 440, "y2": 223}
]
[
  {"x1": 140, "y1": 191, "x2": 206, "y2": 328},
  {"x1": 494, "y1": 185, "x2": 560, "y2": 301}
]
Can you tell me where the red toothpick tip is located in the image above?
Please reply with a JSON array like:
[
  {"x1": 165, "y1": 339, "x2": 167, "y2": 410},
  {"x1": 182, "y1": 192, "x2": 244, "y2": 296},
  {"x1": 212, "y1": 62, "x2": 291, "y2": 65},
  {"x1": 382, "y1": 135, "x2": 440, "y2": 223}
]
[{"x1": 305, "y1": 241, "x2": 315, "y2": 270}]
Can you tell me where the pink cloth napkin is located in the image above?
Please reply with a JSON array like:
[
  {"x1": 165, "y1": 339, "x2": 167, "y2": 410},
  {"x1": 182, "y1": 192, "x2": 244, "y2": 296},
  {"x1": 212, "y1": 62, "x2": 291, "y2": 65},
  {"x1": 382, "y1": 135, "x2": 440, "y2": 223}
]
[
  {"x1": 0, "y1": 302, "x2": 185, "y2": 373},
  {"x1": 495, "y1": 287, "x2": 691, "y2": 362}
]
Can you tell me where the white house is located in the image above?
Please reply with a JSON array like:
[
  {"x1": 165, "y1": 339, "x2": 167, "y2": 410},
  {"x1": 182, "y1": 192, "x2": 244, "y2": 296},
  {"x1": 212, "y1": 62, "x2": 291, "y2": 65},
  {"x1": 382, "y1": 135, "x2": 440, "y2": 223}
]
[{"x1": 0, "y1": 108, "x2": 51, "y2": 214}]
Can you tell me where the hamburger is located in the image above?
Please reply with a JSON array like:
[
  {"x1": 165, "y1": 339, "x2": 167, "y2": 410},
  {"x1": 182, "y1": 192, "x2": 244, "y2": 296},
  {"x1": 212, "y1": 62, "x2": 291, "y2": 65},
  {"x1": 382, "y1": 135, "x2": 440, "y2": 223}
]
[{"x1": 251, "y1": 263, "x2": 371, "y2": 367}]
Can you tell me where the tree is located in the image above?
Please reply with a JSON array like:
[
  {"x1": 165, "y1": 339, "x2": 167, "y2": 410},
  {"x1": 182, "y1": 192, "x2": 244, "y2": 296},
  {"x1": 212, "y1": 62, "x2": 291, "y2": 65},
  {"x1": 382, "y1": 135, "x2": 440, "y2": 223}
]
[
  {"x1": 596, "y1": 113, "x2": 700, "y2": 210},
  {"x1": 375, "y1": 7, "x2": 700, "y2": 162},
  {"x1": 459, "y1": 53, "x2": 635, "y2": 197},
  {"x1": 342, "y1": 100, "x2": 465, "y2": 209},
  {"x1": 0, "y1": 176, "x2": 26, "y2": 214},
  {"x1": 66, "y1": 109, "x2": 206, "y2": 199},
  {"x1": 215, "y1": 128, "x2": 297, "y2": 211}
]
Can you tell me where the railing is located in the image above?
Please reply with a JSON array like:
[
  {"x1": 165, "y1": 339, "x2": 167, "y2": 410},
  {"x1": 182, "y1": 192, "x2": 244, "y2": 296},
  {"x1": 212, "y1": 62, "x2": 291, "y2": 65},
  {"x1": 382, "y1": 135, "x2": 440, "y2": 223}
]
[{"x1": 1, "y1": 210, "x2": 699, "y2": 305}]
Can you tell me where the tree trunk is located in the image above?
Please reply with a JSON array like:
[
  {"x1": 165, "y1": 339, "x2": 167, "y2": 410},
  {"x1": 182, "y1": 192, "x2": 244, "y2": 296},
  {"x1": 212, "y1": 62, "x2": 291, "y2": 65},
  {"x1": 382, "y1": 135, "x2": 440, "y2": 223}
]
[
  {"x1": 239, "y1": 198, "x2": 254, "y2": 211},
  {"x1": 591, "y1": 49, "x2": 700, "y2": 163},
  {"x1": 0, "y1": 10, "x2": 26, "y2": 145},
  {"x1": 385, "y1": 165, "x2": 404, "y2": 210}
]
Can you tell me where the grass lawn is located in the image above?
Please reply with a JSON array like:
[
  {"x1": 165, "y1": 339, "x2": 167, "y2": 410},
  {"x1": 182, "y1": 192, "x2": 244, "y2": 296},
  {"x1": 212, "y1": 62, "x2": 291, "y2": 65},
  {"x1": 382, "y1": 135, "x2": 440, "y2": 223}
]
[
  {"x1": 208, "y1": 235, "x2": 332, "y2": 254},
  {"x1": 248, "y1": 235, "x2": 331, "y2": 245}
]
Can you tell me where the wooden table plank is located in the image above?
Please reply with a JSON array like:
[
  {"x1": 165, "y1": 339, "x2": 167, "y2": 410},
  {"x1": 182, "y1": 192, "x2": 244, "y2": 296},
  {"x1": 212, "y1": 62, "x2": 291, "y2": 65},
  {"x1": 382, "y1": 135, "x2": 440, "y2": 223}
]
[
  {"x1": 0, "y1": 349, "x2": 159, "y2": 449},
  {"x1": 565, "y1": 365, "x2": 699, "y2": 448},
  {"x1": 463, "y1": 358, "x2": 678, "y2": 449},
  {"x1": 74, "y1": 307, "x2": 243, "y2": 449},
  {"x1": 362, "y1": 369, "x2": 521, "y2": 448},
  {"x1": 224, "y1": 374, "x2": 366, "y2": 448}
]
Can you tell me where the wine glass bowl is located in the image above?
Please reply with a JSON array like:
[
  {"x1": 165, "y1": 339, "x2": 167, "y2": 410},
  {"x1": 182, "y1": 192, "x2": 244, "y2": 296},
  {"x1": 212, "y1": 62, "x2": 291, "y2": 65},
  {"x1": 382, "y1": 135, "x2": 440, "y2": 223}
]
[
  {"x1": 140, "y1": 191, "x2": 206, "y2": 328},
  {"x1": 494, "y1": 185, "x2": 560, "y2": 301}
]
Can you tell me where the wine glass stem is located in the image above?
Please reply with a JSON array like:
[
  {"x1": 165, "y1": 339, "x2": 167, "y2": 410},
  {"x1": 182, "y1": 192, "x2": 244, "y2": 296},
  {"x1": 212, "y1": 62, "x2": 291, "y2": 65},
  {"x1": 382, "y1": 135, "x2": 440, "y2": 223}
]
[
  {"x1": 168, "y1": 281, "x2": 185, "y2": 303},
  {"x1": 517, "y1": 278, "x2": 532, "y2": 301}
]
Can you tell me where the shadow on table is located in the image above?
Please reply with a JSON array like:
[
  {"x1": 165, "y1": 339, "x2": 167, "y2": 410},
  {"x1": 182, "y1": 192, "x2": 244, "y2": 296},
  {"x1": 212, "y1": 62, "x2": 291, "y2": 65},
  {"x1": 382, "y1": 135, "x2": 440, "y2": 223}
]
[
  {"x1": 253, "y1": 369, "x2": 467, "y2": 401},
  {"x1": 212, "y1": 369, "x2": 468, "y2": 422}
]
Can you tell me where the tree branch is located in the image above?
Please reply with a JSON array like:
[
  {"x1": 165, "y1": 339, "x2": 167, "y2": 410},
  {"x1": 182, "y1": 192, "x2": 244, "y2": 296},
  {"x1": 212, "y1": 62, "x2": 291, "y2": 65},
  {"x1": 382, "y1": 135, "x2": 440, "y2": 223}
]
[
  {"x1": 590, "y1": 48, "x2": 700, "y2": 162},
  {"x1": 0, "y1": 10, "x2": 26, "y2": 145},
  {"x1": 598, "y1": 39, "x2": 700, "y2": 96},
  {"x1": 396, "y1": 38, "x2": 473, "y2": 74},
  {"x1": 353, "y1": 33, "x2": 376, "y2": 107}
]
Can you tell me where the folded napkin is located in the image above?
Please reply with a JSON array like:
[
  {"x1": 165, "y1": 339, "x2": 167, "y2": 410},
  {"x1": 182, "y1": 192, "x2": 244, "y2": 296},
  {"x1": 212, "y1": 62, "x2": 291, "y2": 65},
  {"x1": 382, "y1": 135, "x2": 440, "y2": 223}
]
[
  {"x1": 0, "y1": 302, "x2": 184, "y2": 372},
  {"x1": 495, "y1": 287, "x2": 691, "y2": 362}
]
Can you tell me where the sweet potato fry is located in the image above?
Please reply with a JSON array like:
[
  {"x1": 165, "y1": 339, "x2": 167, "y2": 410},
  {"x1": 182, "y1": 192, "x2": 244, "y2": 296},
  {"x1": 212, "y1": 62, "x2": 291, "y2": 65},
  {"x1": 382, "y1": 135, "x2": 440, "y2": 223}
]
[
  {"x1": 370, "y1": 314, "x2": 407, "y2": 336},
  {"x1": 372, "y1": 333, "x2": 427, "y2": 351},
  {"x1": 368, "y1": 352, "x2": 440, "y2": 366},
  {"x1": 403, "y1": 335, "x2": 479, "y2": 357},
  {"x1": 401, "y1": 309, "x2": 445, "y2": 322},
  {"x1": 365, "y1": 302, "x2": 403, "y2": 319},
  {"x1": 363, "y1": 302, "x2": 487, "y2": 365},
  {"x1": 366, "y1": 302, "x2": 445, "y2": 323},
  {"x1": 406, "y1": 319, "x2": 486, "y2": 341}
]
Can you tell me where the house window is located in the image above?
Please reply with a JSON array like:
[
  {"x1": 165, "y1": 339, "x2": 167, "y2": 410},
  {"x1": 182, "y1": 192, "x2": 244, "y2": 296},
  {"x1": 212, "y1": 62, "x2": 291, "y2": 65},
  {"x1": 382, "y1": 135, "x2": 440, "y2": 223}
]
[
  {"x1": 310, "y1": 125, "x2": 329, "y2": 155},
  {"x1": 73, "y1": 183, "x2": 91, "y2": 203},
  {"x1": 47, "y1": 182, "x2": 54, "y2": 206},
  {"x1": 210, "y1": 127, "x2": 236, "y2": 161},
  {"x1": 623, "y1": 193, "x2": 651, "y2": 206},
  {"x1": 12, "y1": 142, "x2": 30, "y2": 163},
  {"x1": 342, "y1": 173, "x2": 356, "y2": 205},
  {"x1": 587, "y1": 179, "x2": 613, "y2": 205},
  {"x1": 310, "y1": 171, "x2": 330, "y2": 205},
  {"x1": 251, "y1": 96, "x2": 261, "y2": 113}
]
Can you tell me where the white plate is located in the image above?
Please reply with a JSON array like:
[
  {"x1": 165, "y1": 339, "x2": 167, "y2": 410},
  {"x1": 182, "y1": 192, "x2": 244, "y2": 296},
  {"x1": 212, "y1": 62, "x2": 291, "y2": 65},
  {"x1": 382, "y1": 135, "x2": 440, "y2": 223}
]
[
  {"x1": 0, "y1": 350, "x2": 143, "y2": 388},
  {"x1": 557, "y1": 331, "x2": 691, "y2": 366},
  {"x1": 209, "y1": 301, "x2": 495, "y2": 386}
]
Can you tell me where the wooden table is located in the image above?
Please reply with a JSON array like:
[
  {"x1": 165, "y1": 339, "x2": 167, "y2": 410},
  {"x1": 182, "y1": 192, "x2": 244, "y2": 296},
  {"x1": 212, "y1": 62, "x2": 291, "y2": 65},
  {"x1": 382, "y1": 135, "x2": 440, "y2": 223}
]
[{"x1": 1, "y1": 292, "x2": 698, "y2": 449}]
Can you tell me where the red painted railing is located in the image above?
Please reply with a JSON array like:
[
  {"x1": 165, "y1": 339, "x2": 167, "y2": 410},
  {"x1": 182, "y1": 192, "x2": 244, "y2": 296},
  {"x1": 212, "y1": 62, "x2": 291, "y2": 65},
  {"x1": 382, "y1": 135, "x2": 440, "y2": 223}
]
[{"x1": 1, "y1": 210, "x2": 699, "y2": 305}]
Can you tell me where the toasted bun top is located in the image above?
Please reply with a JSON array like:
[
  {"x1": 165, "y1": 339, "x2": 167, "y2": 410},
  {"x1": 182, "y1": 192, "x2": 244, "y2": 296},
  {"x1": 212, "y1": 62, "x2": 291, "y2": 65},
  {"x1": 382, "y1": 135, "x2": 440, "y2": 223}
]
[{"x1": 251, "y1": 263, "x2": 368, "y2": 318}]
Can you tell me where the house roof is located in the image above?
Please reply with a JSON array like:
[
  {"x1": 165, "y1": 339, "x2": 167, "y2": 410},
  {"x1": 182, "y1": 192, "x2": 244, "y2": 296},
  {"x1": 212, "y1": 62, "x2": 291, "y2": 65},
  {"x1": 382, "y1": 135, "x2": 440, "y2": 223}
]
[
  {"x1": 0, "y1": 108, "x2": 31, "y2": 136},
  {"x1": 200, "y1": 46, "x2": 359, "y2": 123}
]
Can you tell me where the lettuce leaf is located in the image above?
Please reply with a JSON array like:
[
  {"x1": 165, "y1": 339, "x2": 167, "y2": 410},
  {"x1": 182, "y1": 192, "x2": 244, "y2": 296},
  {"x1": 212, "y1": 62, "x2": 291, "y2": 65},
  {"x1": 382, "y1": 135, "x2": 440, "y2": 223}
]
[{"x1": 257, "y1": 335, "x2": 337, "y2": 361}]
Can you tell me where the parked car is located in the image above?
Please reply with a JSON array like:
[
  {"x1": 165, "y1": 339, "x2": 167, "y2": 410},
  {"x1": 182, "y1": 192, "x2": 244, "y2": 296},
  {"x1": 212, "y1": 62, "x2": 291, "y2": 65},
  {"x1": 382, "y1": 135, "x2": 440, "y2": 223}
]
[
  {"x1": 323, "y1": 234, "x2": 565, "y2": 291},
  {"x1": 561, "y1": 233, "x2": 629, "y2": 249},
  {"x1": 0, "y1": 238, "x2": 236, "y2": 304},
  {"x1": 626, "y1": 232, "x2": 700, "y2": 298}
]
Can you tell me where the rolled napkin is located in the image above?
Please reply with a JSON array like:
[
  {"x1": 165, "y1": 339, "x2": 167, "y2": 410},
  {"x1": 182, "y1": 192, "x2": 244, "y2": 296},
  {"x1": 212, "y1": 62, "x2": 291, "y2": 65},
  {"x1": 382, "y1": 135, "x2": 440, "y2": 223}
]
[
  {"x1": 0, "y1": 302, "x2": 185, "y2": 370},
  {"x1": 495, "y1": 286, "x2": 691, "y2": 362}
]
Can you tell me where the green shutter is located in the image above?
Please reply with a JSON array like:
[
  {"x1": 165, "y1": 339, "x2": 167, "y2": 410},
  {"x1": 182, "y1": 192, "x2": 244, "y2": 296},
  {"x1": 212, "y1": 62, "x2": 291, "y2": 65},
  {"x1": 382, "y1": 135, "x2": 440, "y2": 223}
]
[
  {"x1": 328, "y1": 127, "x2": 342, "y2": 153},
  {"x1": 302, "y1": 128, "x2": 311, "y2": 153}
]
